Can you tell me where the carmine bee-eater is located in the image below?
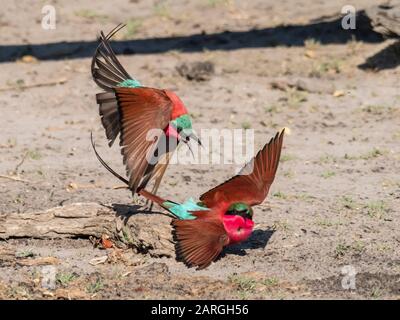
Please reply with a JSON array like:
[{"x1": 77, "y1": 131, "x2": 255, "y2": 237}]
[
  {"x1": 91, "y1": 24, "x2": 201, "y2": 196},
  {"x1": 91, "y1": 130, "x2": 284, "y2": 269}
]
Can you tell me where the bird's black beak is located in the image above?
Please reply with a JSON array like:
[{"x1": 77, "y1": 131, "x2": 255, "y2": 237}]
[
  {"x1": 180, "y1": 130, "x2": 201, "y2": 159},
  {"x1": 183, "y1": 138, "x2": 195, "y2": 158},
  {"x1": 189, "y1": 133, "x2": 202, "y2": 147}
]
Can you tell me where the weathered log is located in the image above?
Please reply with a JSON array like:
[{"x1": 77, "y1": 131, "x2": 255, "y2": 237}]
[
  {"x1": 366, "y1": 2, "x2": 400, "y2": 37},
  {"x1": 0, "y1": 203, "x2": 175, "y2": 257}
]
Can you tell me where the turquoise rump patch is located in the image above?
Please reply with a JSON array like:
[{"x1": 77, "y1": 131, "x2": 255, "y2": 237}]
[
  {"x1": 165, "y1": 198, "x2": 209, "y2": 220},
  {"x1": 117, "y1": 79, "x2": 141, "y2": 88}
]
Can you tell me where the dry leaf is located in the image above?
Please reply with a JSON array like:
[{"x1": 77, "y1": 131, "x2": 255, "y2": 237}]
[
  {"x1": 101, "y1": 234, "x2": 113, "y2": 249},
  {"x1": 41, "y1": 290, "x2": 55, "y2": 297},
  {"x1": 304, "y1": 50, "x2": 315, "y2": 58},
  {"x1": 113, "y1": 185, "x2": 128, "y2": 190},
  {"x1": 20, "y1": 55, "x2": 38, "y2": 63},
  {"x1": 333, "y1": 90, "x2": 345, "y2": 97},
  {"x1": 89, "y1": 255, "x2": 108, "y2": 266},
  {"x1": 66, "y1": 182, "x2": 78, "y2": 192}
]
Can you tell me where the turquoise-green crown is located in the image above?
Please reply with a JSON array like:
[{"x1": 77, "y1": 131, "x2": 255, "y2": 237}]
[{"x1": 117, "y1": 79, "x2": 141, "y2": 88}]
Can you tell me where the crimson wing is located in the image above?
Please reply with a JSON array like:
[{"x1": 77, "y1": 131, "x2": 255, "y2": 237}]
[
  {"x1": 114, "y1": 87, "x2": 173, "y2": 193},
  {"x1": 199, "y1": 130, "x2": 284, "y2": 208},
  {"x1": 172, "y1": 216, "x2": 229, "y2": 270}
]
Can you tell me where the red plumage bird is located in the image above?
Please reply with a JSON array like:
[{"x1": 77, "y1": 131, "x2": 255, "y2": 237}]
[
  {"x1": 91, "y1": 24, "x2": 201, "y2": 196},
  {"x1": 92, "y1": 130, "x2": 284, "y2": 269}
]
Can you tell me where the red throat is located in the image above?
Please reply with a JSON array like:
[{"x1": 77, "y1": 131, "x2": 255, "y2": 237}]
[
  {"x1": 164, "y1": 90, "x2": 188, "y2": 119},
  {"x1": 164, "y1": 124, "x2": 180, "y2": 139},
  {"x1": 222, "y1": 215, "x2": 254, "y2": 244}
]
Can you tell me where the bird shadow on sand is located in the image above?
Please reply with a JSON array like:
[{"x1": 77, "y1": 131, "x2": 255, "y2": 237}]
[
  {"x1": 358, "y1": 40, "x2": 400, "y2": 70},
  {"x1": 221, "y1": 229, "x2": 275, "y2": 258},
  {"x1": 107, "y1": 203, "x2": 172, "y2": 225}
]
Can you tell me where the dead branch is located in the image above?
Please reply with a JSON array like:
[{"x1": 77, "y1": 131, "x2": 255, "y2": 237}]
[
  {"x1": 0, "y1": 202, "x2": 174, "y2": 257},
  {"x1": 366, "y1": 3, "x2": 400, "y2": 37}
]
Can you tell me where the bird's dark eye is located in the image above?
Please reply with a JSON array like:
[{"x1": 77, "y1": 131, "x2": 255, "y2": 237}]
[{"x1": 185, "y1": 136, "x2": 190, "y2": 141}]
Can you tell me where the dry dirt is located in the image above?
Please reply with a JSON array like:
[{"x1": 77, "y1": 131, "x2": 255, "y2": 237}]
[{"x1": 0, "y1": 0, "x2": 399, "y2": 299}]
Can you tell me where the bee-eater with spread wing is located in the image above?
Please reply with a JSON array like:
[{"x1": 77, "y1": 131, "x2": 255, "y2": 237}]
[
  {"x1": 91, "y1": 24, "x2": 201, "y2": 196},
  {"x1": 91, "y1": 130, "x2": 284, "y2": 269}
]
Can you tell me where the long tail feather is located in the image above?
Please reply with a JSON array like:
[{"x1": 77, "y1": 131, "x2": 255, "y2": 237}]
[
  {"x1": 90, "y1": 131, "x2": 129, "y2": 185},
  {"x1": 90, "y1": 132, "x2": 178, "y2": 217},
  {"x1": 137, "y1": 189, "x2": 167, "y2": 208}
]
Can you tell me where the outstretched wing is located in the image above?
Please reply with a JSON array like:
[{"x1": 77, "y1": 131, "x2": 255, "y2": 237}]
[
  {"x1": 172, "y1": 217, "x2": 229, "y2": 270},
  {"x1": 91, "y1": 24, "x2": 132, "y2": 91},
  {"x1": 199, "y1": 130, "x2": 284, "y2": 208},
  {"x1": 115, "y1": 87, "x2": 173, "y2": 193},
  {"x1": 92, "y1": 24, "x2": 138, "y2": 147}
]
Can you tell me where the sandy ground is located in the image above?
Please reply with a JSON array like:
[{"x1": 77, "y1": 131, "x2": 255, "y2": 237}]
[{"x1": 0, "y1": 0, "x2": 399, "y2": 299}]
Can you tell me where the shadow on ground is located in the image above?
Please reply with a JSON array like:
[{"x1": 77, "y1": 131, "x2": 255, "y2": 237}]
[
  {"x1": 223, "y1": 229, "x2": 275, "y2": 257},
  {"x1": 0, "y1": 12, "x2": 382, "y2": 63},
  {"x1": 358, "y1": 40, "x2": 400, "y2": 70},
  {"x1": 111, "y1": 203, "x2": 171, "y2": 223}
]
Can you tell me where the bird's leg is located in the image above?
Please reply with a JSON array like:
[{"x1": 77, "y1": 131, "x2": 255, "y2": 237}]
[
  {"x1": 144, "y1": 169, "x2": 166, "y2": 210},
  {"x1": 147, "y1": 175, "x2": 162, "y2": 211},
  {"x1": 144, "y1": 159, "x2": 170, "y2": 210}
]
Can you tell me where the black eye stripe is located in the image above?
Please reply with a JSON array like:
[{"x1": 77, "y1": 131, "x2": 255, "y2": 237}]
[
  {"x1": 226, "y1": 210, "x2": 249, "y2": 216},
  {"x1": 225, "y1": 204, "x2": 253, "y2": 220}
]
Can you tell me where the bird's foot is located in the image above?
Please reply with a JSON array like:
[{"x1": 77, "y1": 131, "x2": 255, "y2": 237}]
[{"x1": 142, "y1": 199, "x2": 154, "y2": 212}]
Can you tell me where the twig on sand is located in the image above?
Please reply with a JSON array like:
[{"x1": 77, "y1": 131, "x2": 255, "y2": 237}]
[
  {"x1": 113, "y1": 185, "x2": 129, "y2": 190},
  {"x1": 13, "y1": 152, "x2": 28, "y2": 175},
  {"x1": 0, "y1": 174, "x2": 31, "y2": 183},
  {"x1": 0, "y1": 78, "x2": 67, "y2": 92}
]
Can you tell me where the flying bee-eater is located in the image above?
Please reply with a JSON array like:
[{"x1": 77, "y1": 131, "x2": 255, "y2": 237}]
[{"x1": 91, "y1": 24, "x2": 201, "y2": 196}]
